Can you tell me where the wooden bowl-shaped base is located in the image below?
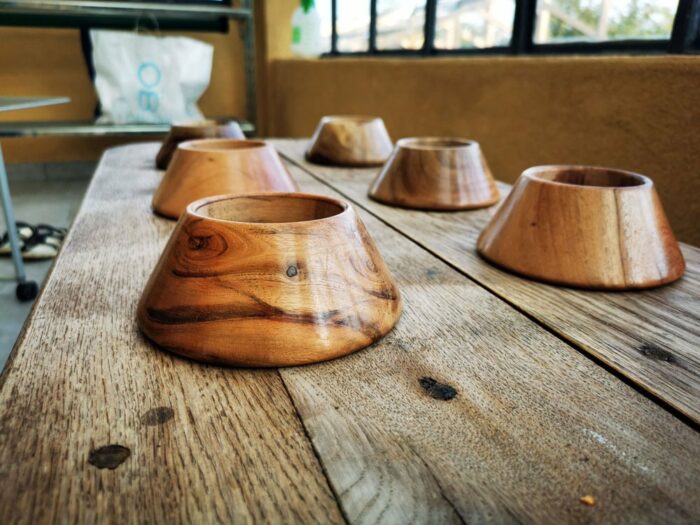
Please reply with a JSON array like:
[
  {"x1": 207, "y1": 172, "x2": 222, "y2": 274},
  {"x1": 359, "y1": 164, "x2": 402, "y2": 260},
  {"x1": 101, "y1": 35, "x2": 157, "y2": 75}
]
[
  {"x1": 368, "y1": 137, "x2": 500, "y2": 210},
  {"x1": 155, "y1": 119, "x2": 245, "y2": 169},
  {"x1": 477, "y1": 166, "x2": 686, "y2": 290},
  {"x1": 138, "y1": 193, "x2": 402, "y2": 367},
  {"x1": 305, "y1": 115, "x2": 393, "y2": 167},
  {"x1": 152, "y1": 139, "x2": 298, "y2": 219}
]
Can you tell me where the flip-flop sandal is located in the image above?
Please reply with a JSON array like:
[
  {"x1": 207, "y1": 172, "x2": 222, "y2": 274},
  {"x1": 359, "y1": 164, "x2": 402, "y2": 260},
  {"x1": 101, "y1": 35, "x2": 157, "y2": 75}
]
[
  {"x1": 0, "y1": 222, "x2": 61, "y2": 260},
  {"x1": 36, "y1": 224, "x2": 67, "y2": 239},
  {"x1": 21, "y1": 236, "x2": 59, "y2": 259},
  {"x1": 0, "y1": 221, "x2": 36, "y2": 255},
  {"x1": 35, "y1": 224, "x2": 68, "y2": 250}
]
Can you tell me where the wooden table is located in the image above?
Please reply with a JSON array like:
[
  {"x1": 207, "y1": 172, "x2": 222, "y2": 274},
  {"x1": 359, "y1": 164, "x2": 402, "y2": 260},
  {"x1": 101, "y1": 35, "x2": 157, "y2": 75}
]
[{"x1": 0, "y1": 141, "x2": 698, "y2": 524}]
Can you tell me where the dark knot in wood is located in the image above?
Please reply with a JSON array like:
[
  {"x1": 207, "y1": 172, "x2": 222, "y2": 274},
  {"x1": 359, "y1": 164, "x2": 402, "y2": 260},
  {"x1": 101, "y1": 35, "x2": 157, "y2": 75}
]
[
  {"x1": 637, "y1": 343, "x2": 676, "y2": 364},
  {"x1": 188, "y1": 235, "x2": 211, "y2": 250},
  {"x1": 142, "y1": 406, "x2": 175, "y2": 426},
  {"x1": 88, "y1": 444, "x2": 131, "y2": 470},
  {"x1": 419, "y1": 377, "x2": 457, "y2": 400}
]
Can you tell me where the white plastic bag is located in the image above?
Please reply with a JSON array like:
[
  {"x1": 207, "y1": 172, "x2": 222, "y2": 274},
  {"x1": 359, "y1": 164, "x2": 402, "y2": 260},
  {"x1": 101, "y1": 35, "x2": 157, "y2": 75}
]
[{"x1": 90, "y1": 30, "x2": 213, "y2": 124}]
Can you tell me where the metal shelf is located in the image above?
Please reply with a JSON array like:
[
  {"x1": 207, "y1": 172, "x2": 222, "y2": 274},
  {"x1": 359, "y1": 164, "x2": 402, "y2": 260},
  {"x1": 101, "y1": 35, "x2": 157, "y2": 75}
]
[
  {"x1": 0, "y1": 120, "x2": 255, "y2": 138},
  {"x1": 0, "y1": 97, "x2": 71, "y2": 113},
  {"x1": 0, "y1": 1, "x2": 251, "y2": 21}
]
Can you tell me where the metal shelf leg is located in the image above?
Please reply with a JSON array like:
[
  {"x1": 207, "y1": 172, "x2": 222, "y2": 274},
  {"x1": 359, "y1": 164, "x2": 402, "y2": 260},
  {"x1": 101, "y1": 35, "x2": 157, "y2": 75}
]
[{"x1": 0, "y1": 145, "x2": 37, "y2": 302}]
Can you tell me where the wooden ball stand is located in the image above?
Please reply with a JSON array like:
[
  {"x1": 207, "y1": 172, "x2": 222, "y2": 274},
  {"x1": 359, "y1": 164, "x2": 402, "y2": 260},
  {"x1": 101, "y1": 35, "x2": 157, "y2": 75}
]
[
  {"x1": 155, "y1": 119, "x2": 245, "y2": 170},
  {"x1": 477, "y1": 166, "x2": 686, "y2": 290},
  {"x1": 138, "y1": 193, "x2": 402, "y2": 367},
  {"x1": 305, "y1": 115, "x2": 393, "y2": 167},
  {"x1": 368, "y1": 137, "x2": 500, "y2": 210},
  {"x1": 152, "y1": 139, "x2": 298, "y2": 219}
]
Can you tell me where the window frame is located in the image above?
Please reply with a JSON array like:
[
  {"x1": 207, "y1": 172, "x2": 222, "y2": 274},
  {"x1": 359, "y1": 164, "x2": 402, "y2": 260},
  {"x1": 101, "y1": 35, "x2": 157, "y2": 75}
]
[{"x1": 326, "y1": 0, "x2": 700, "y2": 57}]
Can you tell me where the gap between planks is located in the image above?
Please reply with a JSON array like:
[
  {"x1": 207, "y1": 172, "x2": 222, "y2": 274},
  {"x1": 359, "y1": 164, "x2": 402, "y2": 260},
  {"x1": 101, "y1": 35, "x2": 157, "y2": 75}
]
[
  {"x1": 279, "y1": 159, "x2": 700, "y2": 523},
  {"x1": 276, "y1": 141, "x2": 700, "y2": 428}
]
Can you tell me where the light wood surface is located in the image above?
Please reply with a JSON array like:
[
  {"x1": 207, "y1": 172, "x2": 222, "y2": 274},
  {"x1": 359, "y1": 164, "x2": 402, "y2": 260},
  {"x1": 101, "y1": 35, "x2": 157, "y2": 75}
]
[
  {"x1": 155, "y1": 120, "x2": 245, "y2": 170},
  {"x1": 369, "y1": 137, "x2": 500, "y2": 210},
  {"x1": 139, "y1": 192, "x2": 401, "y2": 366},
  {"x1": 276, "y1": 139, "x2": 700, "y2": 423},
  {"x1": 280, "y1": 167, "x2": 700, "y2": 524},
  {"x1": 478, "y1": 165, "x2": 685, "y2": 289},
  {"x1": 0, "y1": 144, "x2": 344, "y2": 524},
  {"x1": 1, "y1": 142, "x2": 699, "y2": 523},
  {"x1": 305, "y1": 116, "x2": 393, "y2": 167},
  {"x1": 152, "y1": 139, "x2": 298, "y2": 219}
]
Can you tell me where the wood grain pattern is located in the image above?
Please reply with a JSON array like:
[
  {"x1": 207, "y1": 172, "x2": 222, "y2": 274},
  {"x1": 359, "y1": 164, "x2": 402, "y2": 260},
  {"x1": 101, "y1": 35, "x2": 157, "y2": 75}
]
[
  {"x1": 478, "y1": 165, "x2": 685, "y2": 289},
  {"x1": 276, "y1": 139, "x2": 700, "y2": 423},
  {"x1": 369, "y1": 138, "x2": 500, "y2": 210},
  {"x1": 155, "y1": 119, "x2": 245, "y2": 170},
  {"x1": 0, "y1": 144, "x2": 343, "y2": 524},
  {"x1": 277, "y1": 162, "x2": 700, "y2": 523},
  {"x1": 305, "y1": 116, "x2": 393, "y2": 167},
  {"x1": 2, "y1": 142, "x2": 700, "y2": 524},
  {"x1": 152, "y1": 139, "x2": 298, "y2": 219},
  {"x1": 139, "y1": 192, "x2": 401, "y2": 367}
]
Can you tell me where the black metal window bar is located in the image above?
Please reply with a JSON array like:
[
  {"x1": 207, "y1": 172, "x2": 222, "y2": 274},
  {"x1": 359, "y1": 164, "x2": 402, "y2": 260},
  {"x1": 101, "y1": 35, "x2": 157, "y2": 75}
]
[{"x1": 328, "y1": 0, "x2": 700, "y2": 57}]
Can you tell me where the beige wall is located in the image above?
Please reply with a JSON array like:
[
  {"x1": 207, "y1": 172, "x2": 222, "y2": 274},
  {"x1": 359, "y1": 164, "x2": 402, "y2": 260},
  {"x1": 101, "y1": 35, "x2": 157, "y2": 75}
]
[
  {"x1": 253, "y1": 0, "x2": 297, "y2": 136},
  {"x1": 268, "y1": 56, "x2": 700, "y2": 245}
]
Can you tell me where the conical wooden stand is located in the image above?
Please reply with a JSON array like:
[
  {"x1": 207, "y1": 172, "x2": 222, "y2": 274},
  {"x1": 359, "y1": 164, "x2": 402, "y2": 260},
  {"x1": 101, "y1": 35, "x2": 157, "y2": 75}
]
[
  {"x1": 155, "y1": 119, "x2": 245, "y2": 169},
  {"x1": 477, "y1": 165, "x2": 685, "y2": 289},
  {"x1": 305, "y1": 116, "x2": 393, "y2": 167},
  {"x1": 369, "y1": 137, "x2": 500, "y2": 210},
  {"x1": 138, "y1": 192, "x2": 402, "y2": 366},
  {"x1": 152, "y1": 139, "x2": 298, "y2": 219}
]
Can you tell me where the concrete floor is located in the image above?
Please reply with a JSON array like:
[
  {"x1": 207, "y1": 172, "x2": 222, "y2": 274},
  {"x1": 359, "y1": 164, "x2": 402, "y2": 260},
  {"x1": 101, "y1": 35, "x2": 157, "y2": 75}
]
[{"x1": 0, "y1": 162, "x2": 92, "y2": 370}]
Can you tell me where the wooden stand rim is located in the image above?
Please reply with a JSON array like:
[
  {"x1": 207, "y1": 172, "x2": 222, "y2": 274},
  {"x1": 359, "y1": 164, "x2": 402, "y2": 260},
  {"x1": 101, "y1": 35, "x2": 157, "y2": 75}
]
[
  {"x1": 187, "y1": 191, "x2": 350, "y2": 227},
  {"x1": 178, "y1": 138, "x2": 268, "y2": 152},
  {"x1": 394, "y1": 137, "x2": 477, "y2": 150},
  {"x1": 522, "y1": 164, "x2": 653, "y2": 190}
]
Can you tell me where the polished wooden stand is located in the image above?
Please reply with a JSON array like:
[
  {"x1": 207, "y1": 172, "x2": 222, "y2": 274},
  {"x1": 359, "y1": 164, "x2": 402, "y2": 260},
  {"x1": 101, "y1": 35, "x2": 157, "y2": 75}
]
[
  {"x1": 477, "y1": 165, "x2": 685, "y2": 289},
  {"x1": 369, "y1": 137, "x2": 500, "y2": 210},
  {"x1": 155, "y1": 120, "x2": 245, "y2": 170},
  {"x1": 305, "y1": 116, "x2": 393, "y2": 167},
  {"x1": 152, "y1": 139, "x2": 297, "y2": 219},
  {"x1": 139, "y1": 192, "x2": 402, "y2": 366}
]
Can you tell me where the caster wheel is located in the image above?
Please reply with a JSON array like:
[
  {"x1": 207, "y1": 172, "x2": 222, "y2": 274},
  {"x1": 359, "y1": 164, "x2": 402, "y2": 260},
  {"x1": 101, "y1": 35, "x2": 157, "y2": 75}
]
[{"x1": 16, "y1": 281, "x2": 38, "y2": 302}]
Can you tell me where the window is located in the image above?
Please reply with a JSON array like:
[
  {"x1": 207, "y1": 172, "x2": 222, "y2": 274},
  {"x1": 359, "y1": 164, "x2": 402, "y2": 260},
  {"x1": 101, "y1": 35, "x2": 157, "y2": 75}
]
[
  {"x1": 316, "y1": 0, "x2": 334, "y2": 52},
  {"x1": 376, "y1": 0, "x2": 426, "y2": 50},
  {"x1": 435, "y1": 0, "x2": 516, "y2": 49},
  {"x1": 336, "y1": 0, "x2": 372, "y2": 52},
  {"x1": 325, "y1": 0, "x2": 700, "y2": 55},
  {"x1": 534, "y1": 0, "x2": 678, "y2": 44}
]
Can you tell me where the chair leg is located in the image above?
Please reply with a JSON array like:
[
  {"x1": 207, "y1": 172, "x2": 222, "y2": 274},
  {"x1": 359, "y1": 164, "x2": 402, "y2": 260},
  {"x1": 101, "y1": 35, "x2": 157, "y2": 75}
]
[{"x1": 0, "y1": 145, "x2": 37, "y2": 302}]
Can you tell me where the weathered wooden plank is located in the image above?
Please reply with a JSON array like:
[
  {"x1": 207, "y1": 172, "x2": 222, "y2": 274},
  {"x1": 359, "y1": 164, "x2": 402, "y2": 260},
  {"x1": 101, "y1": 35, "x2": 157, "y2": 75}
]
[
  {"x1": 0, "y1": 144, "x2": 344, "y2": 524},
  {"x1": 281, "y1": 163, "x2": 700, "y2": 523},
  {"x1": 277, "y1": 162, "x2": 700, "y2": 523},
  {"x1": 2, "y1": 142, "x2": 699, "y2": 525},
  {"x1": 275, "y1": 139, "x2": 700, "y2": 424}
]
